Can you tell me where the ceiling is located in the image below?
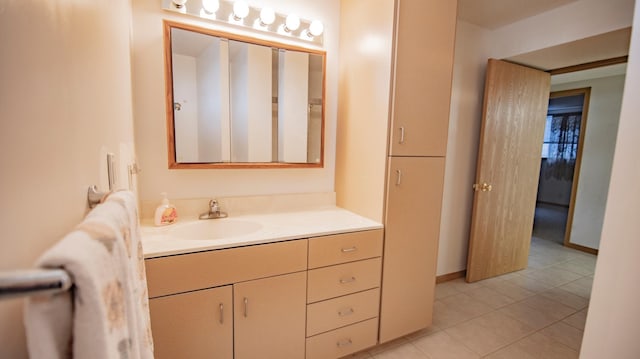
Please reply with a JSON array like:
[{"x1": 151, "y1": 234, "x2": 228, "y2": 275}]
[
  {"x1": 507, "y1": 28, "x2": 631, "y2": 71},
  {"x1": 457, "y1": 0, "x2": 631, "y2": 73},
  {"x1": 457, "y1": 0, "x2": 579, "y2": 30}
]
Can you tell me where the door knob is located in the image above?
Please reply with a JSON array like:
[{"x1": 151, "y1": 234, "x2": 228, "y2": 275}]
[{"x1": 472, "y1": 182, "x2": 492, "y2": 192}]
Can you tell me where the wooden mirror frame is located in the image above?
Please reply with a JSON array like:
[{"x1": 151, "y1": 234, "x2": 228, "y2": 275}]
[{"x1": 163, "y1": 20, "x2": 326, "y2": 169}]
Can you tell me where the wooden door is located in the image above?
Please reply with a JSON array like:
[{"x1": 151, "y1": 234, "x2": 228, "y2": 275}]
[
  {"x1": 389, "y1": 0, "x2": 457, "y2": 157},
  {"x1": 379, "y1": 157, "x2": 445, "y2": 342},
  {"x1": 149, "y1": 285, "x2": 233, "y2": 359},
  {"x1": 234, "y1": 271, "x2": 307, "y2": 359},
  {"x1": 466, "y1": 59, "x2": 551, "y2": 282}
]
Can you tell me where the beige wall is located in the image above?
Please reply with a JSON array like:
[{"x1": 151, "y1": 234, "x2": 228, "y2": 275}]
[
  {"x1": 436, "y1": 0, "x2": 635, "y2": 276},
  {"x1": 335, "y1": 0, "x2": 395, "y2": 222},
  {"x1": 437, "y1": 20, "x2": 491, "y2": 275},
  {"x1": 0, "y1": 1, "x2": 136, "y2": 358},
  {"x1": 552, "y1": 75, "x2": 625, "y2": 250},
  {"x1": 131, "y1": 0, "x2": 340, "y2": 205},
  {"x1": 581, "y1": 1, "x2": 640, "y2": 356}
]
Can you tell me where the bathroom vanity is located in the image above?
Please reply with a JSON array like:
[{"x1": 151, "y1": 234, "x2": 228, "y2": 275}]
[{"x1": 142, "y1": 205, "x2": 383, "y2": 359}]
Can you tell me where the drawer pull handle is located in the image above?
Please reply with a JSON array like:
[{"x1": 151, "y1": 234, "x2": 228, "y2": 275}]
[
  {"x1": 399, "y1": 126, "x2": 405, "y2": 144},
  {"x1": 337, "y1": 338, "x2": 353, "y2": 348},
  {"x1": 219, "y1": 303, "x2": 224, "y2": 324},
  {"x1": 243, "y1": 297, "x2": 248, "y2": 318},
  {"x1": 338, "y1": 307, "x2": 355, "y2": 317},
  {"x1": 339, "y1": 276, "x2": 356, "y2": 284},
  {"x1": 341, "y1": 246, "x2": 358, "y2": 253}
]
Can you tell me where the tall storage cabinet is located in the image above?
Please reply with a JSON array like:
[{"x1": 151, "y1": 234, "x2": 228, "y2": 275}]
[
  {"x1": 336, "y1": 0, "x2": 457, "y2": 344},
  {"x1": 380, "y1": 157, "x2": 446, "y2": 341}
]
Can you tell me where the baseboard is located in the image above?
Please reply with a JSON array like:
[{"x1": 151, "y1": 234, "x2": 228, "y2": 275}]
[
  {"x1": 436, "y1": 270, "x2": 466, "y2": 284},
  {"x1": 536, "y1": 201, "x2": 570, "y2": 208},
  {"x1": 564, "y1": 242, "x2": 599, "y2": 255}
]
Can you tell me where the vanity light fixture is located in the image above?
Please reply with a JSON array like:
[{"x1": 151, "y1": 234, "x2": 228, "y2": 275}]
[
  {"x1": 232, "y1": 0, "x2": 250, "y2": 21},
  {"x1": 162, "y1": 0, "x2": 324, "y2": 45},
  {"x1": 201, "y1": 0, "x2": 219, "y2": 15},
  {"x1": 259, "y1": 7, "x2": 276, "y2": 27},
  {"x1": 306, "y1": 20, "x2": 324, "y2": 38},
  {"x1": 284, "y1": 14, "x2": 301, "y2": 33},
  {"x1": 172, "y1": 0, "x2": 188, "y2": 9}
]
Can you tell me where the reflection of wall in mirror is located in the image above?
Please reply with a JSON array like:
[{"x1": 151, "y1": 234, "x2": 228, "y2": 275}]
[
  {"x1": 230, "y1": 41, "x2": 273, "y2": 162},
  {"x1": 197, "y1": 37, "x2": 230, "y2": 163},
  {"x1": 278, "y1": 50, "x2": 309, "y2": 163}
]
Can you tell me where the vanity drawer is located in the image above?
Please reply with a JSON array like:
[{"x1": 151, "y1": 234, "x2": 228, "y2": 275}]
[
  {"x1": 146, "y1": 240, "x2": 307, "y2": 298},
  {"x1": 306, "y1": 318, "x2": 378, "y2": 359},
  {"x1": 307, "y1": 288, "x2": 380, "y2": 337},
  {"x1": 308, "y1": 229, "x2": 383, "y2": 269},
  {"x1": 307, "y1": 258, "x2": 382, "y2": 303}
]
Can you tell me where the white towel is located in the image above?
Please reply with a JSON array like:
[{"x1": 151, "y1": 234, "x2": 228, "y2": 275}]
[{"x1": 25, "y1": 191, "x2": 154, "y2": 359}]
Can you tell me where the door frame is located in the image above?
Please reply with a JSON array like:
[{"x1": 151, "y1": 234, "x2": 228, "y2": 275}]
[
  {"x1": 544, "y1": 56, "x2": 628, "y2": 255},
  {"x1": 544, "y1": 88, "x2": 597, "y2": 255}
]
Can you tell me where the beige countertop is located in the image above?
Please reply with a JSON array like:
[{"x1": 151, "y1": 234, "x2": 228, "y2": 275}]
[{"x1": 141, "y1": 206, "x2": 383, "y2": 258}]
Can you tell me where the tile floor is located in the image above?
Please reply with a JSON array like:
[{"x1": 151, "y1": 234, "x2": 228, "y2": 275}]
[{"x1": 349, "y1": 237, "x2": 596, "y2": 358}]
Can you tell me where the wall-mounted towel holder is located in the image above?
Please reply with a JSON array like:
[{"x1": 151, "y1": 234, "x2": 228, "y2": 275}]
[{"x1": 87, "y1": 185, "x2": 108, "y2": 209}]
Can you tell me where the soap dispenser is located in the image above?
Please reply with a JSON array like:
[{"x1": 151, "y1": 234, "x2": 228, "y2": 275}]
[{"x1": 154, "y1": 192, "x2": 178, "y2": 226}]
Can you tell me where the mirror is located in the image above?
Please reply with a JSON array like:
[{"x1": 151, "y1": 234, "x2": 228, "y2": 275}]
[{"x1": 164, "y1": 20, "x2": 326, "y2": 168}]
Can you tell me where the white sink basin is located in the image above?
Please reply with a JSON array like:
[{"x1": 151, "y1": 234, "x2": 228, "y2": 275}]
[{"x1": 169, "y1": 219, "x2": 262, "y2": 240}]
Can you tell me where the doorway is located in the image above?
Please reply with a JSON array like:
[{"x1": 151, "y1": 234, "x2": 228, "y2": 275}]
[{"x1": 533, "y1": 89, "x2": 589, "y2": 247}]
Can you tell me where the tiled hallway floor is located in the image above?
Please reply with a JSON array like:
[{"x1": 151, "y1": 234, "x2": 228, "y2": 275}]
[{"x1": 351, "y1": 237, "x2": 597, "y2": 358}]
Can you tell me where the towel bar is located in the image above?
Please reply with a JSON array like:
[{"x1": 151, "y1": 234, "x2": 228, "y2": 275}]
[{"x1": 0, "y1": 269, "x2": 72, "y2": 300}]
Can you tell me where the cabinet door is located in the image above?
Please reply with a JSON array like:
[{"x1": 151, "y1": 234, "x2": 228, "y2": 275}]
[
  {"x1": 379, "y1": 157, "x2": 445, "y2": 342},
  {"x1": 149, "y1": 285, "x2": 233, "y2": 359},
  {"x1": 234, "y1": 271, "x2": 307, "y2": 359},
  {"x1": 388, "y1": 0, "x2": 457, "y2": 156}
]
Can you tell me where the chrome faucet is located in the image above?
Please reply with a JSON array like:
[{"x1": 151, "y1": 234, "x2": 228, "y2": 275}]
[{"x1": 199, "y1": 199, "x2": 228, "y2": 220}]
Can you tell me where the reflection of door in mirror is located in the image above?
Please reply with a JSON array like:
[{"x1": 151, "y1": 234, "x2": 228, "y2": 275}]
[
  {"x1": 278, "y1": 49, "x2": 309, "y2": 163},
  {"x1": 171, "y1": 28, "x2": 230, "y2": 163},
  {"x1": 165, "y1": 21, "x2": 326, "y2": 168}
]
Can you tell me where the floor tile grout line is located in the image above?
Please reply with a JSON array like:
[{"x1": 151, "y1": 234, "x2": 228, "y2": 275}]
[
  {"x1": 405, "y1": 339, "x2": 436, "y2": 359},
  {"x1": 534, "y1": 324, "x2": 583, "y2": 354}
]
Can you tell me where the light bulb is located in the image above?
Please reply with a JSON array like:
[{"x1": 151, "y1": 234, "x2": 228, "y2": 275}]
[
  {"x1": 202, "y1": 0, "x2": 219, "y2": 14},
  {"x1": 284, "y1": 14, "x2": 301, "y2": 32},
  {"x1": 172, "y1": 0, "x2": 188, "y2": 8},
  {"x1": 259, "y1": 7, "x2": 276, "y2": 26},
  {"x1": 233, "y1": 0, "x2": 250, "y2": 20},
  {"x1": 307, "y1": 20, "x2": 324, "y2": 37}
]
